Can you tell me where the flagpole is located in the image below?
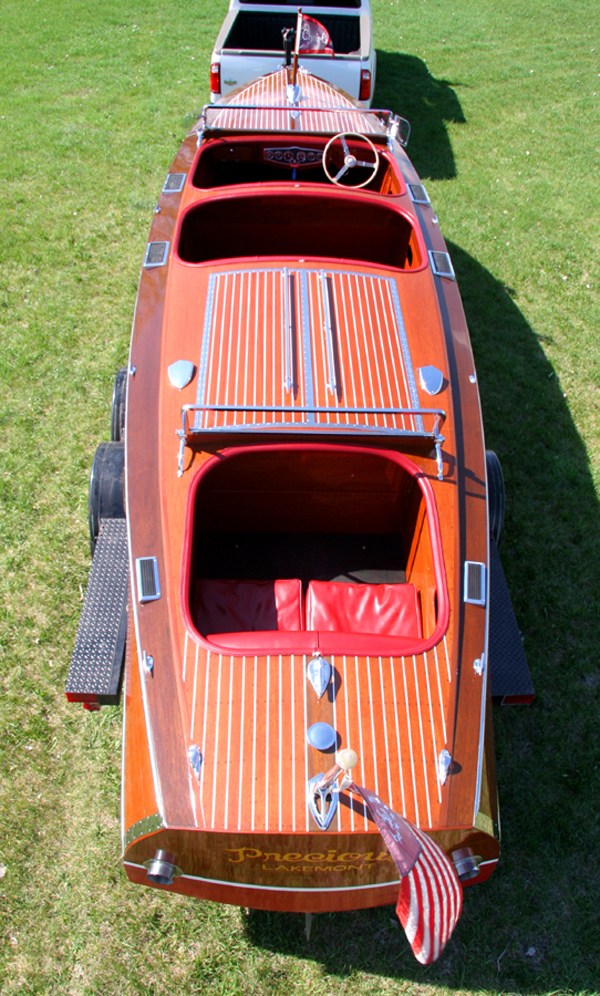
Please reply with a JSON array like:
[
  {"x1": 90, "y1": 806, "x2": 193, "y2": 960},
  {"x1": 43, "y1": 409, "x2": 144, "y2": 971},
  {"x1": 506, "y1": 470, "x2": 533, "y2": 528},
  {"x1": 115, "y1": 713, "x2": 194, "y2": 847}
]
[{"x1": 292, "y1": 7, "x2": 302, "y2": 87}]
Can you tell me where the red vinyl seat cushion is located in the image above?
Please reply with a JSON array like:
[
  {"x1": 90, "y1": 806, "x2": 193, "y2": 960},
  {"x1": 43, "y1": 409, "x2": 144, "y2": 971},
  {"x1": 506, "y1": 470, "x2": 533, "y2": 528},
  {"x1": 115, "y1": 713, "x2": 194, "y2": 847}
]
[
  {"x1": 194, "y1": 578, "x2": 303, "y2": 634},
  {"x1": 306, "y1": 580, "x2": 422, "y2": 638}
]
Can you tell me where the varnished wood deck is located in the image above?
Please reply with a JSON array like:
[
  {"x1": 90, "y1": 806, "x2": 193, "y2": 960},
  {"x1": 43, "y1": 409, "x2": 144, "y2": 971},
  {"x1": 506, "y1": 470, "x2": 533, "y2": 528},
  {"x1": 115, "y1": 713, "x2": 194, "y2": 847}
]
[
  {"x1": 207, "y1": 67, "x2": 382, "y2": 136},
  {"x1": 195, "y1": 267, "x2": 421, "y2": 431},
  {"x1": 179, "y1": 638, "x2": 453, "y2": 834}
]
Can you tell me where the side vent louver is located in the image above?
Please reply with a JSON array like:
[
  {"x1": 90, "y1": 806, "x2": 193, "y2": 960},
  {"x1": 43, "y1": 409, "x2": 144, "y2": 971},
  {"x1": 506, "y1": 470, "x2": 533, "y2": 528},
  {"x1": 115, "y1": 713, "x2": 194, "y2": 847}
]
[
  {"x1": 429, "y1": 250, "x2": 456, "y2": 279},
  {"x1": 144, "y1": 241, "x2": 169, "y2": 268},
  {"x1": 136, "y1": 557, "x2": 161, "y2": 603},
  {"x1": 408, "y1": 183, "x2": 430, "y2": 204},
  {"x1": 163, "y1": 173, "x2": 186, "y2": 193},
  {"x1": 464, "y1": 561, "x2": 486, "y2": 606}
]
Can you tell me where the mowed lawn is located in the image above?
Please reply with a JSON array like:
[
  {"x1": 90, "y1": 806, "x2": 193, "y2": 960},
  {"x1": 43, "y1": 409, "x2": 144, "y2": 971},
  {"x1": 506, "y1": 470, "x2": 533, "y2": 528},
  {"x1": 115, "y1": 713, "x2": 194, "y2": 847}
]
[{"x1": 0, "y1": 0, "x2": 599, "y2": 993}]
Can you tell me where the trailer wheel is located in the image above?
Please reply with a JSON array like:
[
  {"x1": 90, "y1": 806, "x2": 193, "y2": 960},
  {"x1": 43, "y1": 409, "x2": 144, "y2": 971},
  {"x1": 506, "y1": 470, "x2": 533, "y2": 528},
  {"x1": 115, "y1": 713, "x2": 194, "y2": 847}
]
[
  {"x1": 110, "y1": 366, "x2": 128, "y2": 442},
  {"x1": 88, "y1": 441, "x2": 125, "y2": 555},
  {"x1": 486, "y1": 450, "x2": 505, "y2": 547}
]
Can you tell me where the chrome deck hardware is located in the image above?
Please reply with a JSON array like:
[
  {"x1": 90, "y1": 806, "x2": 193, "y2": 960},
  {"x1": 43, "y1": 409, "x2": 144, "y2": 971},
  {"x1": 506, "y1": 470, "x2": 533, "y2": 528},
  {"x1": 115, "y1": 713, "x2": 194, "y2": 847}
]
[
  {"x1": 188, "y1": 744, "x2": 202, "y2": 780},
  {"x1": 438, "y1": 749, "x2": 452, "y2": 786},
  {"x1": 307, "y1": 656, "x2": 331, "y2": 699},
  {"x1": 308, "y1": 773, "x2": 338, "y2": 830}
]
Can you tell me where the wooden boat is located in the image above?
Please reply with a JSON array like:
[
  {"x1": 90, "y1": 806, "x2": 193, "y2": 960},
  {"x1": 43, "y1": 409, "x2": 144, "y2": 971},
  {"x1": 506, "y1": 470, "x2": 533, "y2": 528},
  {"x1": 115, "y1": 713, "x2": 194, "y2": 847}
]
[{"x1": 66, "y1": 55, "x2": 534, "y2": 960}]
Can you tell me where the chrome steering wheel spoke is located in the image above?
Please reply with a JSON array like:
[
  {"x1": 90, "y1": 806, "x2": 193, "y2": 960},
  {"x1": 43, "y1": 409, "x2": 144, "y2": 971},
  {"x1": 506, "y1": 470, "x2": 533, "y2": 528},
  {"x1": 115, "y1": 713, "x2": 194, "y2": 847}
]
[{"x1": 322, "y1": 131, "x2": 380, "y2": 189}]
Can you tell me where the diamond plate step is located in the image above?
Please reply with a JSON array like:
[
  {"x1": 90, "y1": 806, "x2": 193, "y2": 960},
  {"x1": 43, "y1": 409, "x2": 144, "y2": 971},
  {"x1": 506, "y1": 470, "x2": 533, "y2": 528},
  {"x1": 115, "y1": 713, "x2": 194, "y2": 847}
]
[
  {"x1": 66, "y1": 518, "x2": 128, "y2": 706},
  {"x1": 488, "y1": 539, "x2": 534, "y2": 704}
]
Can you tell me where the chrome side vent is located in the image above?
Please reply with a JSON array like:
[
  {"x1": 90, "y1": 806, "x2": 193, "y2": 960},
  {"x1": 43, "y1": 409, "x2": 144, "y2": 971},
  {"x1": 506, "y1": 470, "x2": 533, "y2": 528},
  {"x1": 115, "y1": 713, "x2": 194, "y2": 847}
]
[
  {"x1": 136, "y1": 557, "x2": 161, "y2": 603},
  {"x1": 163, "y1": 173, "x2": 186, "y2": 193},
  {"x1": 408, "y1": 183, "x2": 430, "y2": 204},
  {"x1": 464, "y1": 561, "x2": 486, "y2": 605},
  {"x1": 429, "y1": 250, "x2": 456, "y2": 279},
  {"x1": 144, "y1": 241, "x2": 169, "y2": 268}
]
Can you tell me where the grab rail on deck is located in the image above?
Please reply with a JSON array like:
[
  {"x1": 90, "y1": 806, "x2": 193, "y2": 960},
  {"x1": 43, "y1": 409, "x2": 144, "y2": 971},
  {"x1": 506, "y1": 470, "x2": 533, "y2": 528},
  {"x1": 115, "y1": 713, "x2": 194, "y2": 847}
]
[
  {"x1": 196, "y1": 106, "x2": 410, "y2": 148},
  {"x1": 175, "y1": 403, "x2": 446, "y2": 479}
]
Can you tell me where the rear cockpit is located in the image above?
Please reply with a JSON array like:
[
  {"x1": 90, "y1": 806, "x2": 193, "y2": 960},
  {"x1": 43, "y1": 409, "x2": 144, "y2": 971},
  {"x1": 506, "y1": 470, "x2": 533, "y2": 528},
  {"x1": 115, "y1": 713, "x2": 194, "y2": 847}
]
[
  {"x1": 177, "y1": 189, "x2": 422, "y2": 268},
  {"x1": 182, "y1": 445, "x2": 448, "y2": 657}
]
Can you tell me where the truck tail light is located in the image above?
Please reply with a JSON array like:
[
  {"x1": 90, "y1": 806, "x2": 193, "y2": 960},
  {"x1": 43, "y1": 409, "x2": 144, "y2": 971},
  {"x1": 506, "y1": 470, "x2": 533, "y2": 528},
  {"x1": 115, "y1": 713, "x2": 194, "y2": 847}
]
[
  {"x1": 359, "y1": 70, "x2": 371, "y2": 102},
  {"x1": 210, "y1": 62, "x2": 221, "y2": 95}
]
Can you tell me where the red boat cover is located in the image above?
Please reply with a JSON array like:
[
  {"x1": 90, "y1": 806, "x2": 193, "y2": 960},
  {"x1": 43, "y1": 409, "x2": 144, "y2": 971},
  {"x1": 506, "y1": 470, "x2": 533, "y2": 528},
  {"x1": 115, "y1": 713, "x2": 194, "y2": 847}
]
[
  {"x1": 195, "y1": 579, "x2": 304, "y2": 634},
  {"x1": 306, "y1": 581, "x2": 422, "y2": 638}
]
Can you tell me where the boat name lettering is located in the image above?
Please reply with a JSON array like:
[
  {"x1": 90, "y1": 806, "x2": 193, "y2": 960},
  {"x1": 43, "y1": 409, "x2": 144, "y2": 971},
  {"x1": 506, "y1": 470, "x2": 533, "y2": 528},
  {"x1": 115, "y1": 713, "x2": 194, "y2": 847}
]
[
  {"x1": 224, "y1": 847, "x2": 392, "y2": 865},
  {"x1": 262, "y1": 863, "x2": 368, "y2": 874}
]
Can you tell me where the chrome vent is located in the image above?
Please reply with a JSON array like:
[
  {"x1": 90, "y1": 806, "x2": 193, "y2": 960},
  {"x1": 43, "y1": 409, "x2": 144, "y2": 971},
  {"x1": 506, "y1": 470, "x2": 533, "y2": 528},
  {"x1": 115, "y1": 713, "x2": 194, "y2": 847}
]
[
  {"x1": 163, "y1": 173, "x2": 186, "y2": 193},
  {"x1": 136, "y1": 557, "x2": 161, "y2": 603},
  {"x1": 144, "y1": 241, "x2": 169, "y2": 268},
  {"x1": 408, "y1": 183, "x2": 430, "y2": 204},
  {"x1": 429, "y1": 250, "x2": 455, "y2": 279},
  {"x1": 464, "y1": 561, "x2": 486, "y2": 605}
]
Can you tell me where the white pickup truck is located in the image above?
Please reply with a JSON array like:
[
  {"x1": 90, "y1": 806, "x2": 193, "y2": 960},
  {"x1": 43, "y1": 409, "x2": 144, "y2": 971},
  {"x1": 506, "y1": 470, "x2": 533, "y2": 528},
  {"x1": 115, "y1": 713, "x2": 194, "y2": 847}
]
[{"x1": 210, "y1": 0, "x2": 376, "y2": 107}]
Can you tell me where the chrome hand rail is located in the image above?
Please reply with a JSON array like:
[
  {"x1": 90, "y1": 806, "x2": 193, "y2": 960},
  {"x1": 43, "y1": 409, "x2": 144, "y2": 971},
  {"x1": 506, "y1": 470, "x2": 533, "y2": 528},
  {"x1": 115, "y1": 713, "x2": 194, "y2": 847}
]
[{"x1": 176, "y1": 403, "x2": 446, "y2": 477}]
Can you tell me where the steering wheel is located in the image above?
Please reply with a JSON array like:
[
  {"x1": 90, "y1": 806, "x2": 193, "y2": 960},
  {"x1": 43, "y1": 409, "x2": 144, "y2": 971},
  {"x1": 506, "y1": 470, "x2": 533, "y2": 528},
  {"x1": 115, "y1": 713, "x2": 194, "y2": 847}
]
[{"x1": 322, "y1": 132, "x2": 380, "y2": 188}]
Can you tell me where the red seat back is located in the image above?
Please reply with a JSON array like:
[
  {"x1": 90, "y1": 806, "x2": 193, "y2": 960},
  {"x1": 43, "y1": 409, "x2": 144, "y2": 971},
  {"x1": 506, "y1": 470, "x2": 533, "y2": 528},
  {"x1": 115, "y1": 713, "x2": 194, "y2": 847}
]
[
  {"x1": 306, "y1": 581, "x2": 422, "y2": 638},
  {"x1": 194, "y1": 578, "x2": 303, "y2": 634}
]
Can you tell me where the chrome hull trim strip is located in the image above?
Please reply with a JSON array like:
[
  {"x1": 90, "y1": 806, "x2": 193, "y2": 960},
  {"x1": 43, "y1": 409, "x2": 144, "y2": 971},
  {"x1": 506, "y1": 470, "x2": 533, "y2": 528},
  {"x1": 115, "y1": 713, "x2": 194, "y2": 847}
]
[{"x1": 124, "y1": 862, "x2": 401, "y2": 893}]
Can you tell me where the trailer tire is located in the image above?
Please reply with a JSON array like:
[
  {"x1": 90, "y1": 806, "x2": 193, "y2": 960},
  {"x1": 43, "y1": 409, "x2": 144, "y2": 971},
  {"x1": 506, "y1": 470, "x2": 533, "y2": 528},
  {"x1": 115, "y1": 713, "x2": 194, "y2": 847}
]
[
  {"x1": 88, "y1": 441, "x2": 125, "y2": 556},
  {"x1": 111, "y1": 366, "x2": 128, "y2": 442},
  {"x1": 486, "y1": 450, "x2": 505, "y2": 547}
]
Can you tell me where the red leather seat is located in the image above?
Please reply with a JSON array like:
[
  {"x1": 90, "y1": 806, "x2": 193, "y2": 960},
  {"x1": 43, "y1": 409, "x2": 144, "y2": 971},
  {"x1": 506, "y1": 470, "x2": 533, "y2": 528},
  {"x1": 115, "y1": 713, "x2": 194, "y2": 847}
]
[
  {"x1": 306, "y1": 580, "x2": 422, "y2": 638},
  {"x1": 194, "y1": 578, "x2": 303, "y2": 635}
]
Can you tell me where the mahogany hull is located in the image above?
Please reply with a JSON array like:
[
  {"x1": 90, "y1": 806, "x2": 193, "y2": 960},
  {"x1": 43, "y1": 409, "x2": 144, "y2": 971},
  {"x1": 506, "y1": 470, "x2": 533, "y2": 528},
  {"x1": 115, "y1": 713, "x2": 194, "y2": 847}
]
[{"x1": 119, "y1": 69, "x2": 499, "y2": 911}]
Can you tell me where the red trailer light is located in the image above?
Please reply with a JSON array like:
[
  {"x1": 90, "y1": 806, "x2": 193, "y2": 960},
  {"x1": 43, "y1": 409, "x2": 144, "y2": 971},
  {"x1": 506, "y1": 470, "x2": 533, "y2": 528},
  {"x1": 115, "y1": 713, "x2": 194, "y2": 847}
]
[
  {"x1": 210, "y1": 62, "x2": 221, "y2": 95},
  {"x1": 359, "y1": 69, "x2": 371, "y2": 102}
]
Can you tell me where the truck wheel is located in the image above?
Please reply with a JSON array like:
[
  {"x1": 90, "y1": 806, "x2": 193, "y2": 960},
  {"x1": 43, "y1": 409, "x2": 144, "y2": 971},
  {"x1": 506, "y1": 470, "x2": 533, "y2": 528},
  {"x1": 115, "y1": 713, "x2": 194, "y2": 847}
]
[
  {"x1": 88, "y1": 441, "x2": 125, "y2": 555},
  {"x1": 486, "y1": 450, "x2": 505, "y2": 547},
  {"x1": 110, "y1": 366, "x2": 128, "y2": 442}
]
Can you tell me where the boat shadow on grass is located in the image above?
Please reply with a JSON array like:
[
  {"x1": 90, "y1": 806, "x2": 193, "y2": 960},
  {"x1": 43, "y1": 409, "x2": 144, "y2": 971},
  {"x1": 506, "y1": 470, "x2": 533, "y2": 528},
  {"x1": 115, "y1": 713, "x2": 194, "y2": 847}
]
[
  {"x1": 373, "y1": 50, "x2": 466, "y2": 181},
  {"x1": 242, "y1": 246, "x2": 600, "y2": 992}
]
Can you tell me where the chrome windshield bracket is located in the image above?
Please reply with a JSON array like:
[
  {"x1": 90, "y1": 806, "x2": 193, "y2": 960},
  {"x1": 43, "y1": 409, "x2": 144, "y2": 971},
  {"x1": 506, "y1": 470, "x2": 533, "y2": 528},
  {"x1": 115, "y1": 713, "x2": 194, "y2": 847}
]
[
  {"x1": 435, "y1": 435, "x2": 445, "y2": 480},
  {"x1": 387, "y1": 113, "x2": 411, "y2": 149},
  {"x1": 196, "y1": 113, "x2": 207, "y2": 147},
  {"x1": 176, "y1": 429, "x2": 186, "y2": 477}
]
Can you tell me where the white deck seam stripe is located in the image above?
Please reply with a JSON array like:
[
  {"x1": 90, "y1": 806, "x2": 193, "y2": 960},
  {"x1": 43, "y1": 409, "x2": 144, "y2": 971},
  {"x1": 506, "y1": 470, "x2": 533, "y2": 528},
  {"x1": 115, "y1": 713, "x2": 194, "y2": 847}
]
[
  {"x1": 402, "y1": 655, "x2": 419, "y2": 827},
  {"x1": 423, "y1": 651, "x2": 442, "y2": 804},
  {"x1": 210, "y1": 653, "x2": 223, "y2": 829},
  {"x1": 390, "y1": 657, "x2": 406, "y2": 816},
  {"x1": 224, "y1": 656, "x2": 234, "y2": 828},
  {"x1": 251, "y1": 656, "x2": 258, "y2": 831},
  {"x1": 413, "y1": 654, "x2": 432, "y2": 827},
  {"x1": 237, "y1": 656, "x2": 246, "y2": 830},
  {"x1": 379, "y1": 656, "x2": 394, "y2": 808}
]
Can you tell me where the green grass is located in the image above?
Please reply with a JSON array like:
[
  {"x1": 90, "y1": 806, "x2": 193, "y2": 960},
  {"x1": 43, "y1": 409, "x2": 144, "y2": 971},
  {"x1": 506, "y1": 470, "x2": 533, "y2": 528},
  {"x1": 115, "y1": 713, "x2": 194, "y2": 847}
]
[{"x1": 1, "y1": 0, "x2": 599, "y2": 992}]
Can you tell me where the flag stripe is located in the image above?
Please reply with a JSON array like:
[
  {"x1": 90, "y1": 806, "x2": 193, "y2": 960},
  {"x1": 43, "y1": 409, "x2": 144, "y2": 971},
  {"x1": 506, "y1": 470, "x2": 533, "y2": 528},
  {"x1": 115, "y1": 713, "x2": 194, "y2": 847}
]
[{"x1": 353, "y1": 782, "x2": 463, "y2": 965}]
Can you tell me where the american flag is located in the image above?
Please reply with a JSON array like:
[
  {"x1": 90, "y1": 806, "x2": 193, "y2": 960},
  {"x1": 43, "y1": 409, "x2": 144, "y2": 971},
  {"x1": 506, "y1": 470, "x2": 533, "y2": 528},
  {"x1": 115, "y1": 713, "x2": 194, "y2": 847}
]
[{"x1": 352, "y1": 784, "x2": 463, "y2": 964}]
